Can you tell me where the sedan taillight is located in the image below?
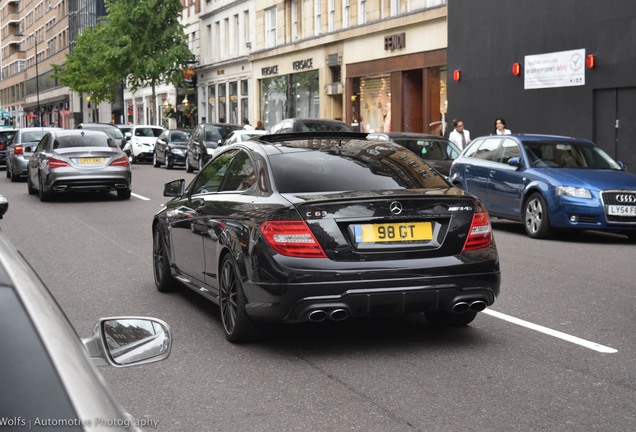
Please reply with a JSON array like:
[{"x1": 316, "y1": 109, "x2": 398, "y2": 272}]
[
  {"x1": 260, "y1": 220, "x2": 327, "y2": 258},
  {"x1": 462, "y1": 211, "x2": 493, "y2": 251},
  {"x1": 110, "y1": 155, "x2": 130, "y2": 167},
  {"x1": 48, "y1": 157, "x2": 70, "y2": 169},
  {"x1": 14, "y1": 145, "x2": 23, "y2": 155}
]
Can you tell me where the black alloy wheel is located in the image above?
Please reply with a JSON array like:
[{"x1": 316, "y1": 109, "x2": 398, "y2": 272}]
[
  {"x1": 424, "y1": 310, "x2": 477, "y2": 326},
  {"x1": 117, "y1": 188, "x2": 131, "y2": 200},
  {"x1": 38, "y1": 173, "x2": 51, "y2": 202},
  {"x1": 524, "y1": 192, "x2": 553, "y2": 239},
  {"x1": 27, "y1": 172, "x2": 37, "y2": 195},
  {"x1": 219, "y1": 254, "x2": 259, "y2": 343},
  {"x1": 153, "y1": 227, "x2": 179, "y2": 292},
  {"x1": 185, "y1": 154, "x2": 194, "y2": 173}
]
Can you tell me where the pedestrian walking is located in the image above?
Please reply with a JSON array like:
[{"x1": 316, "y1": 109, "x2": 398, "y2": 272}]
[
  {"x1": 493, "y1": 117, "x2": 511, "y2": 135},
  {"x1": 448, "y1": 119, "x2": 471, "y2": 150}
]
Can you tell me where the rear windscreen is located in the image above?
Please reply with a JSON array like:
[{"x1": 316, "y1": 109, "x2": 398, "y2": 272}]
[{"x1": 269, "y1": 149, "x2": 449, "y2": 193}]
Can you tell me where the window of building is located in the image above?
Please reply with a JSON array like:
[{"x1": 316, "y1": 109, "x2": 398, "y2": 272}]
[
  {"x1": 207, "y1": 85, "x2": 216, "y2": 122},
  {"x1": 314, "y1": 0, "x2": 321, "y2": 36},
  {"x1": 358, "y1": 74, "x2": 392, "y2": 133},
  {"x1": 343, "y1": 0, "x2": 350, "y2": 28},
  {"x1": 240, "y1": 79, "x2": 249, "y2": 124},
  {"x1": 291, "y1": 0, "x2": 298, "y2": 41},
  {"x1": 229, "y1": 81, "x2": 238, "y2": 124},
  {"x1": 218, "y1": 83, "x2": 227, "y2": 123},
  {"x1": 265, "y1": 7, "x2": 277, "y2": 48},
  {"x1": 328, "y1": 0, "x2": 335, "y2": 32},
  {"x1": 358, "y1": 0, "x2": 366, "y2": 25}
]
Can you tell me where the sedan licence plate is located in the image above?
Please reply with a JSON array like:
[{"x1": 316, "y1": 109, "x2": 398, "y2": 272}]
[
  {"x1": 353, "y1": 222, "x2": 432, "y2": 243},
  {"x1": 77, "y1": 157, "x2": 105, "y2": 165},
  {"x1": 608, "y1": 205, "x2": 636, "y2": 216}
]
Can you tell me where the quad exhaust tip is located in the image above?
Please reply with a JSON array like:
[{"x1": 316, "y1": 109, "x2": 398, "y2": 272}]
[
  {"x1": 452, "y1": 300, "x2": 488, "y2": 313},
  {"x1": 307, "y1": 308, "x2": 350, "y2": 322}
]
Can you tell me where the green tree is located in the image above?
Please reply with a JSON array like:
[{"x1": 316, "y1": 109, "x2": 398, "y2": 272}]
[
  {"x1": 53, "y1": 0, "x2": 194, "y2": 122},
  {"x1": 52, "y1": 24, "x2": 122, "y2": 105}
]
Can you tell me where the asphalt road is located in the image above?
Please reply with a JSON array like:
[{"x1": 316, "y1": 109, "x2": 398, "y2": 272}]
[{"x1": 1, "y1": 163, "x2": 634, "y2": 432}]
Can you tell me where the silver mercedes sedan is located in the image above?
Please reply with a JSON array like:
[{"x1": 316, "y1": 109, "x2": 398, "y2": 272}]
[{"x1": 26, "y1": 129, "x2": 132, "y2": 201}]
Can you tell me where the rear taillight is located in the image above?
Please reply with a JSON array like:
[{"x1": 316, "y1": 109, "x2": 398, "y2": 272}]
[
  {"x1": 48, "y1": 157, "x2": 70, "y2": 169},
  {"x1": 110, "y1": 155, "x2": 130, "y2": 167},
  {"x1": 14, "y1": 145, "x2": 23, "y2": 155},
  {"x1": 462, "y1": 211, "x2": 493, "y2": 251},
  {"x1": 260, "y1": 220, "x2": 327, "y2": 258}
]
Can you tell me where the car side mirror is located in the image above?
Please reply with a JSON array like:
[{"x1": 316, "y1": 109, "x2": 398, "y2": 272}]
[
  {"x1": 124, "y1": 132, "x2": 132, "y2": 140},
  {"x1": 617, "y1": 161, "x2": 629, "y2": 171},
  {"x1": 164, "y1": 179, "x2": 186, "y2": 197},
  {"x1": 0, "y1": 195, "x2": 8, "y2": 219},
  {"x1": 507, "y1": 157, "x2": 523, "y2": 168},
  {"x1": 83, "y1": 317, "x2": 172, "y2": 367}
]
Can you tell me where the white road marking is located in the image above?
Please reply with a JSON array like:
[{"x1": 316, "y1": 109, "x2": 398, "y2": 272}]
[
  {"x1": 131, "y1": 192, "x2": 151, "y2": 201},
  {"x1": 483, "y1": 309, "x2": 617, "y2": 354}
]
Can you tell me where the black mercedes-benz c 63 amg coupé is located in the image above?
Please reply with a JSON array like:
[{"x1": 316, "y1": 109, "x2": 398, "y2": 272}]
[{"x1": 152, "y1": 131, "x2": 501, "y2": 342}]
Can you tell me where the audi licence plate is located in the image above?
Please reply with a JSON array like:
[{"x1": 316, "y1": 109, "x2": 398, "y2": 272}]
[
  {"x1": 353, "y1": 222, "x2": 433, "y2": 243},
  {"x1": 608, "y1": 205, "x2": 636, "y2": 216}
]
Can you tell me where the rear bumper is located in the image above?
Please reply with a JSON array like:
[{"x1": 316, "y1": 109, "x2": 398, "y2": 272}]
[
  {"x1": 45, "y1": 174, "x2": 131, "y2": 193},
  {"x1": 241, "y1": 250, "x2": 501, "y2": 323}
]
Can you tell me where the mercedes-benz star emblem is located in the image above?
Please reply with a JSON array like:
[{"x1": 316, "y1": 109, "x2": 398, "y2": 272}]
[{"x1": 390, "y1": 201, "x2": 403, "y2": 215}]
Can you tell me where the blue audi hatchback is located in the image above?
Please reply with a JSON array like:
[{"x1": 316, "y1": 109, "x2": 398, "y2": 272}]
[{"x1": 449, "y1": 134, "x2": 636, "y2": 240}]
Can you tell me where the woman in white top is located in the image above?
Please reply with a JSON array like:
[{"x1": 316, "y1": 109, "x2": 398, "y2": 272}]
[{"x1": 493, "y1": 117, "x2": 511, "y2": 135}]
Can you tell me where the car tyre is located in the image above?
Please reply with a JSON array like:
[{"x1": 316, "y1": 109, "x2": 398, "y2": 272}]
[
  {"x1": 38, "y1": 174, "x2": 52, "y2": 202},
  {"x1": 153, "y1": 152, "x2": 160, "y2": 167},
  {"x1": 9, "y1": 165, "x2": 19, "y2": 182},
  {"x1": 5, "y1": 164, "x2": 9, "y2": 178},
  {"x1": 165, "y1": 155, "x2": 174, "y2": 169},
  {"x1": 524, "y1": 193, "x2": 553, "y2": 239},
  {"x1": 27, "y1": 173, "x2": 37, "y2": 195},
  {"x1": 425, "y1": 310, "x2": 477, "y2": 327},
  {"x1": 198, "y1": 156, "x2": 205, "y2": 171},
  {"x1": 153, "y1": 227, "x2": 179, "y2": 292},
  {"x1": 117, "y1": 188, "x2": 131, "y2": 200},
  {"x1": 185, "y1": 155, "x2": 194, "y2": 173},
  {"x1": 219, "y1": 254, "x2": 260, "y2": 343},
  {"x1": 625, "y1": 231, "x2": 636, "y2": 243}
]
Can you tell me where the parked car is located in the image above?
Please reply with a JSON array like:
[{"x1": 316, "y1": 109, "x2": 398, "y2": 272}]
[
  {"x1": 114, "y1": 123, "x2": 132, "y2": 138},
  {"x1": 76, "y1": 123, "x2": 127, "y2": 152},
  {"x1": 367, "y1": 132, "x2": 462, "y2": 177},
  {"x1": 449, "y1": 134, "x2": 636, "y2": 240},
  {"x1": 184, "y1": 123, "x2": 242, "y2": 172},
  {"x1": 153, "y1": 128, "x2": 192, "y2": 169},
  {"x1": 6, "y1": 127, "x2": 60, "y2": 182},
  {"x1": 26, "y1": 129, "x2": 132, "y2": 201},
  {"x1": 0, "y1": 127, "x2": 18, "y2": 167},
  {"x1": 153, "y1": 131, "x2": 501, "y2": 343},
  {"x1": 124, "y1": 125, "x2": 165, "y2": 163},
  {"x1": 0, "y1": 194, "x2": 172, "y2": 430},
  {"x1": 222, "y1": 129, "x2": 268, "y2": 146},
  {"x1": 268, "y1": 117, "x2": 353, "y2": 133}
]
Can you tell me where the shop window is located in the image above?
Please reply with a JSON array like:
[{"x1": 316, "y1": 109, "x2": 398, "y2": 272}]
[
  {"x1": 229, "y1": 81, "x2": 238, "y2": 124},
  {"x1": 208, "y1": 85, "x2": 216, "y2": 123},
  {"x1": 218, "y1": 83, "x2": 227, "y2": 123},
  {"x1": 359, "y1": 75, "x2": 391, "y2": 133}
]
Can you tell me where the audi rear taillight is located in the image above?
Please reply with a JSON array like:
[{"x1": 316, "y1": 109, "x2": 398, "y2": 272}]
[
  {"x1": 462, "y1": 211, "x2": 493, "y2": 251},
  {"x1": 14, "y1": 145, "x2": 23, "y2": 155},
  {"x1": 110, "y1": 155, "x2": 130, "y2": 167},
  {"x1": 260, "y1": 220, "x2": 327, "y2": 258},
  {"x1": 48, "y1": 157, "x2": 70, "y2": 169}
]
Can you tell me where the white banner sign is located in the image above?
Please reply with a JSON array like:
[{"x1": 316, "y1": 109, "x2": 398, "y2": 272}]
[{"x1": 524, "y1": 49, "x2": 586, "y2": 90}]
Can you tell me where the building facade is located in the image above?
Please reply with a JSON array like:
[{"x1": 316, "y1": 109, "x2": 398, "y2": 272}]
[
  {"x1": 250, "y1": 0, "x2": 448, "y2": 133},
  {"x1": 447, "y1": 0, "x2": 636, "y2": 169}
]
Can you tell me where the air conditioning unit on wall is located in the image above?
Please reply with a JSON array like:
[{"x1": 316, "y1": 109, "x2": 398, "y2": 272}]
[{"x1": 325, "y1": 82, "x2": 343, "y2": 95}]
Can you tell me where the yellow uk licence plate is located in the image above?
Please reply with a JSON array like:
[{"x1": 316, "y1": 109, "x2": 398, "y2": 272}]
[
  {"x1": 353, "y1": 222, "x2": 433, "y2": 243},
  {"x1": 78, "y1": 157, "x2": 105, "y2": 165}
]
